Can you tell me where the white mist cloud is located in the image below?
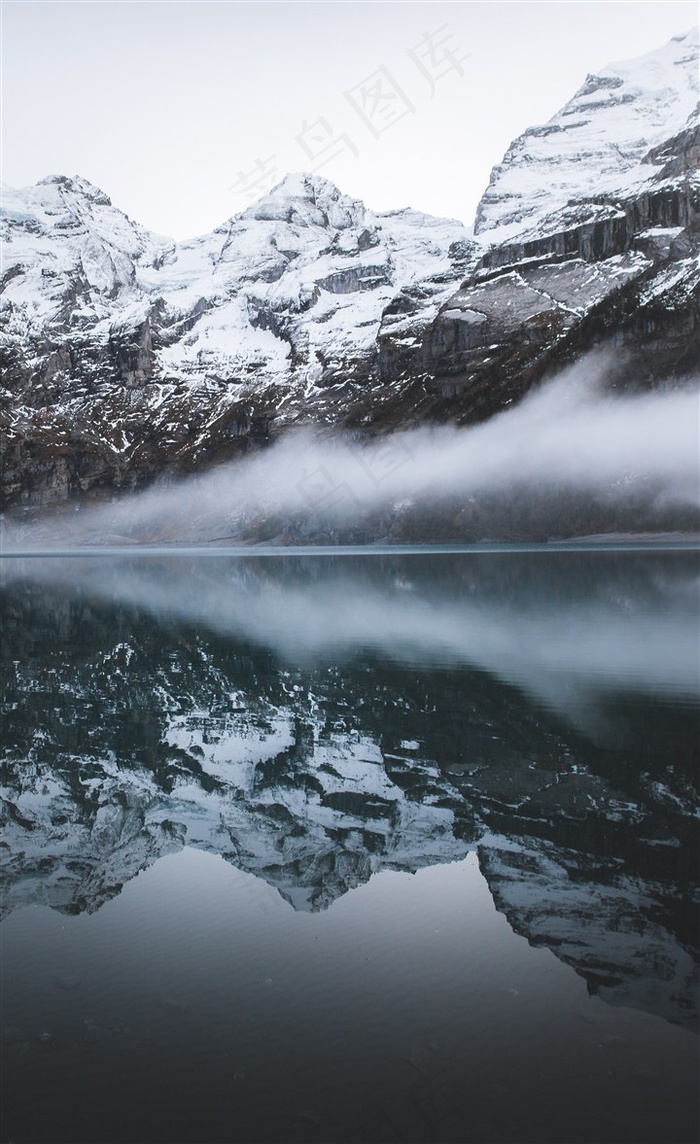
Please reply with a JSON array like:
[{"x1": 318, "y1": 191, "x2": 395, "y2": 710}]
[
  {"x1": 2, "y1": 550, "x2": 698, "y2": 740},
  {"x1": 4, "y1": 356, "x2": 699, "y2": 546}
]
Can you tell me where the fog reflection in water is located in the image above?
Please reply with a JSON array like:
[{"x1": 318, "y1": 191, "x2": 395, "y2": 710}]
[
  {"x1": 3, "y1": 548, "x2": 697, "y2": 731},
  {"x1": 1, "y1": 549, "x2": 698, "y2": 1143}
]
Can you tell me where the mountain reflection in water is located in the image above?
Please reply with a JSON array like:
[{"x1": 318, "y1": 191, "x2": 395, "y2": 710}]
[{"x1": 1, "y1": 549, "x2": 698, "y2": 1144}]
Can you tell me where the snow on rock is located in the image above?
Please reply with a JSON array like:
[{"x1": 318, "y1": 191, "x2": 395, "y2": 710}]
[
  {"x1": 479, "y1": 833, "x2": 698, "y2": 1029},
  {"x1": 474, "y1": 27, "x2": 699, "y2": 244},
  {"x1": 1, "y1": 169, "x2": 470, "y2": 389},
  {"x1": 0, "y1": 175, "x2": 173, "y2": 337},
  {"x1": 1, "y1": 29, "x2": 698, "y2": 516}
]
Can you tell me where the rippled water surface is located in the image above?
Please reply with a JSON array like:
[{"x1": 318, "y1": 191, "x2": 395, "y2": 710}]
[{"x1": 1, "y1": 548, "x2": 698, "y2": 1144}]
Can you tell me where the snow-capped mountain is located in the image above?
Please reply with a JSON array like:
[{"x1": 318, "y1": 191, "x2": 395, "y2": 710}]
[
  {"x1": 475, "y1": 28, "x2": 699, "y2": 243},
  {"x1": 1, "y1": 28, "x2": 698, "y2": 524},
  {"x1": 425, "y1": 26, "x2": 699, "y2": 414},
  {"x1": 1, "y1": 171, "x2": 474, "y2": 509},
  {"x1": 1, "y1": 171, "x2": 470, "y2": 387}
]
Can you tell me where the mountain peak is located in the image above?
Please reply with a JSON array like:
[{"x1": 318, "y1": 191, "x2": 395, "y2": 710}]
[
  {"x1": 36, "y1": 173, "x2": 113, "y2": 206},
  {"x1": 268, "y1": 171, "x2": 341, "y2": 199},
  {"x1": 1, "y1": 29, "x2": 697, "y2": 524},
  {"x1": 238, "y1": 170, "x2": 367, "y2": 230},
  {"x1": 474, "y1": 27, "x2": 699, "y2": 242}
]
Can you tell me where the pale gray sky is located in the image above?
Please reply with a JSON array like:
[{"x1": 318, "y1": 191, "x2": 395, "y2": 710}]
[{"x1": 2, "y1": 1, "x2": 697, "y2": 238}]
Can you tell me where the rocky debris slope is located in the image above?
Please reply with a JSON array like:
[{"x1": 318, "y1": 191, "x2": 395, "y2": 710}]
[{"x1": 0, "y1": 29, "x2": 698, "y2": 521}]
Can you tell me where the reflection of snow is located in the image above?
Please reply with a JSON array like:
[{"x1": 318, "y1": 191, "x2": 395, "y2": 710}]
[
  {"x1": 479, "y1": 831, "x2": 698, "y2": 1028},
  {"x1": 1, "y1": 550, "x2": 697, "y2": 1028}
]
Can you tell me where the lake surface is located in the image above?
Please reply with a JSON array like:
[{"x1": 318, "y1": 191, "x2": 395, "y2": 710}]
[{"x1": 1, "y1": 548, "x2": 698, "y2": 1144}]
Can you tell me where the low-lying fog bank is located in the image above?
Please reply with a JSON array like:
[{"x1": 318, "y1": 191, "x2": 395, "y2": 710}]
[{"x1": 2, "y1": 356, "x2": 698, "y2": 548}]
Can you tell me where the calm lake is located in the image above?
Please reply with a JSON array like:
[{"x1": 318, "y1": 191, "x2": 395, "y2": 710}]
[{"x1": 1, "y1": 547, "x2": 698, "y2": 1144}]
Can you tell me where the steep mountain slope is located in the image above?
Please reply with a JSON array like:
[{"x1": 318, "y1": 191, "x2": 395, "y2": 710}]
[
  {"x1": 423, "y1": 27, "x2": 700, "y2": 420},
  {"x1": 1, "y1": 173, "x2": 473, "y2": 508},
  {"x1": 475, "y1": 29, "x2": 699, "y2": 243},
  {"x1": 1, "y1": 29, "x2": 697, "y2": 522}
]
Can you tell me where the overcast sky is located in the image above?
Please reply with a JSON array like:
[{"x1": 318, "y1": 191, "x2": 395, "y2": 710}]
[{"x1": 2, "y1": 1, "x2": 697, "y2": 239}]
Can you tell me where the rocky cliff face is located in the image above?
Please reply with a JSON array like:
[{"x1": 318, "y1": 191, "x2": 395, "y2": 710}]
[
  {"x1": 1, "y1": 29, "x2": 698, "y2": 515},
  {"x1": 421, "y1": 28, "x2": 700, "y2": 423},
  {"x1": 0, "y1": 173, "x2": 474, "y2": 508}
]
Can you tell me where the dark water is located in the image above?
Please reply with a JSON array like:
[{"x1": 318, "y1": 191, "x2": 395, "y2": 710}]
[{"x1": 1, "y1": 549, "x2": 698, "y2": 1144}]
